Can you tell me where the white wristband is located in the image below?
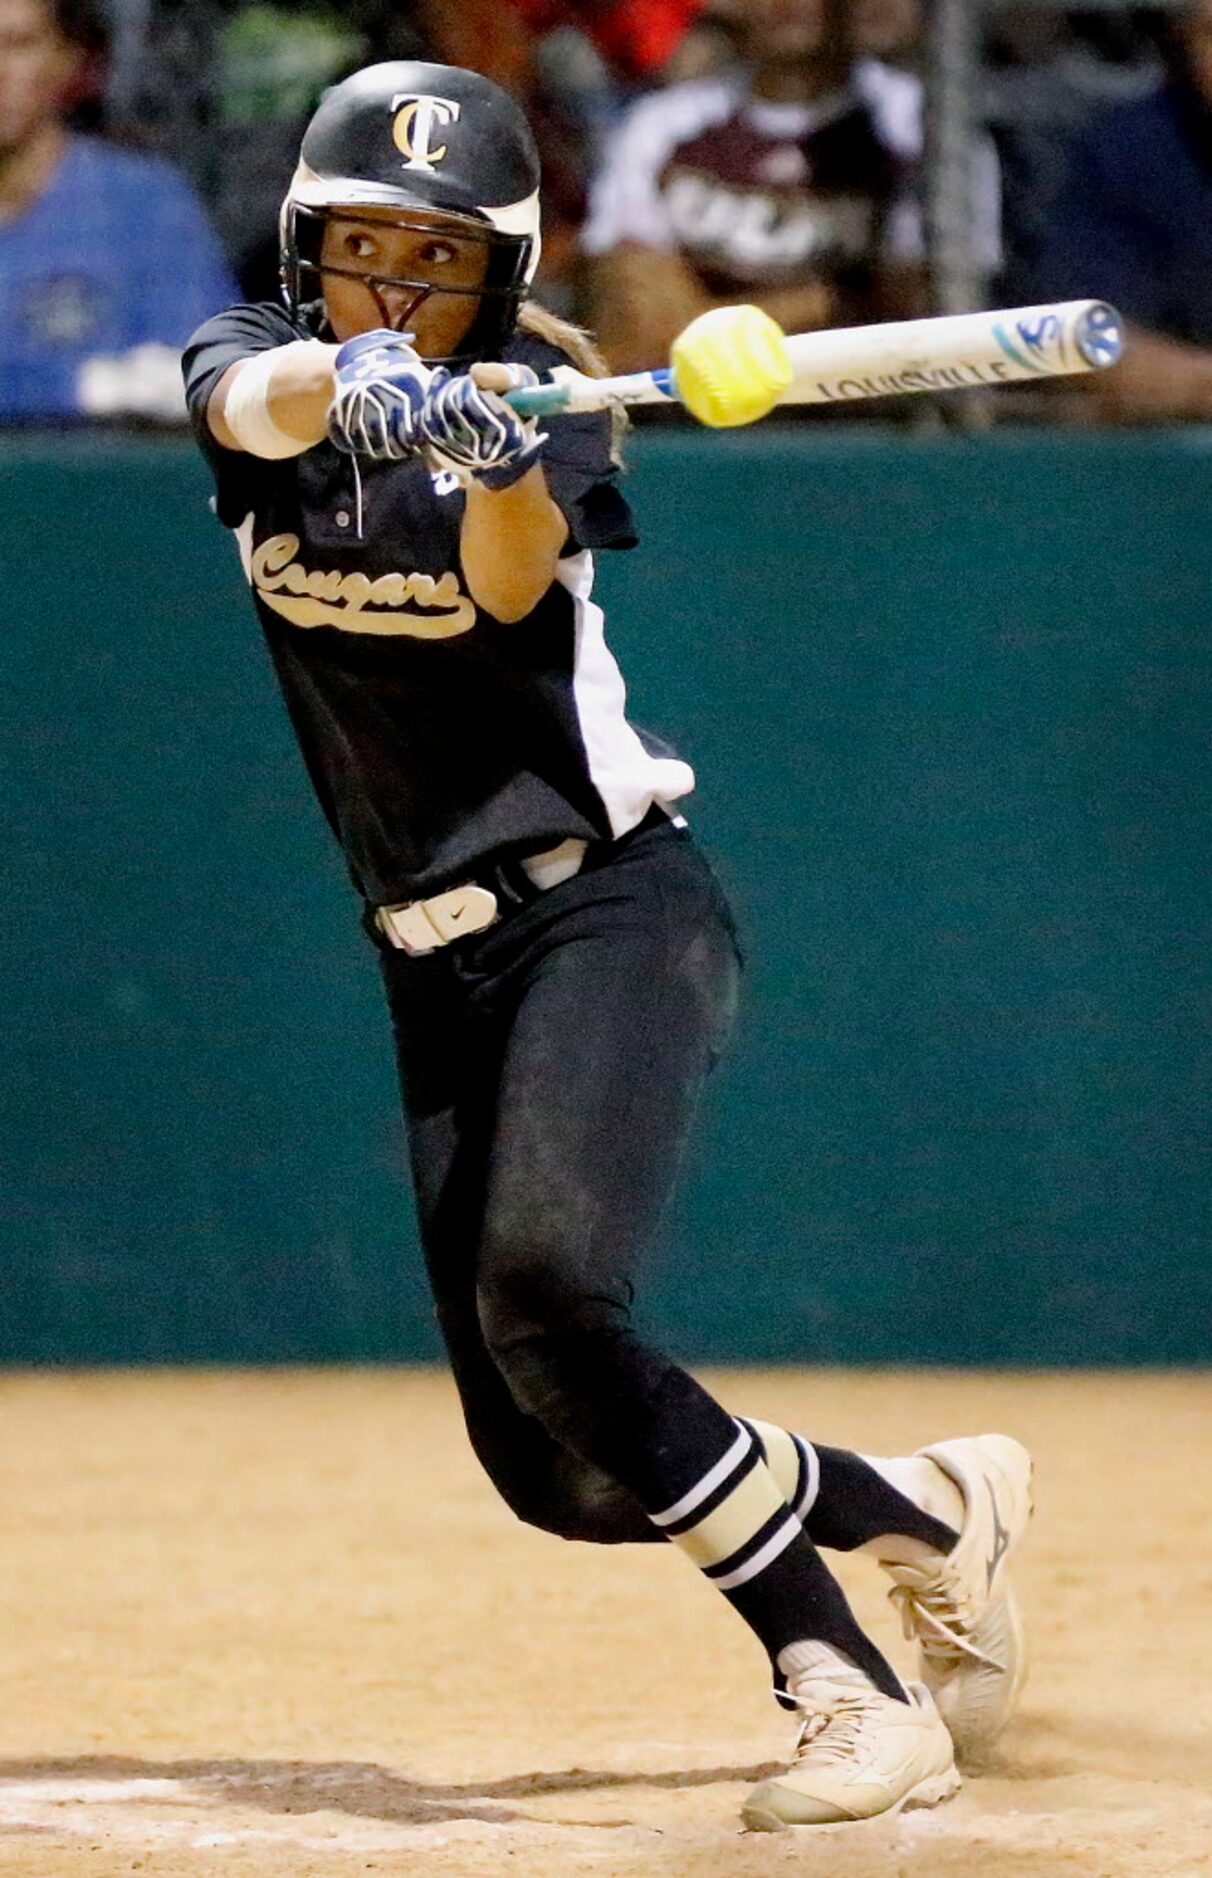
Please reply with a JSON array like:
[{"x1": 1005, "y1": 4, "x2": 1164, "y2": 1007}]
[{"x1": 223, "y1": 344, "x2": 319, "y2": 459}]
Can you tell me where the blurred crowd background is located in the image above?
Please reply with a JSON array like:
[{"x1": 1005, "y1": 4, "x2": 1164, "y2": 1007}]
[{"x1": 3, "y1": 0, "x2": 1212, "y2": 427}]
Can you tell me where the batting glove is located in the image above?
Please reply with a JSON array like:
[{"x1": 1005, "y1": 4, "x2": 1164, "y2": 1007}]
[
  {"x1": 326, "y1": 329, "x2": 444, "y2": 461},
  {"x1": 419, "y1": 365, "x2": 547, "y2": 490}
]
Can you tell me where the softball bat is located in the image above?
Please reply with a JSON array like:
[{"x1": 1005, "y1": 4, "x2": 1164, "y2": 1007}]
[{"x1": 505, "y1": 300, "x2": 1124, "y2": 427}]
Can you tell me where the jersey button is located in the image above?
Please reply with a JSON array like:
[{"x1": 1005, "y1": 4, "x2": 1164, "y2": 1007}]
[{"x1": 334, "y1": 509, "x2": 351, "y2": 528}]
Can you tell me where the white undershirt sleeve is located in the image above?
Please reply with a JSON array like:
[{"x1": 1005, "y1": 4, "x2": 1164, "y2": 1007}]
[{"x1": 223, "y1": 342, "x2": 328, "y2": 459}]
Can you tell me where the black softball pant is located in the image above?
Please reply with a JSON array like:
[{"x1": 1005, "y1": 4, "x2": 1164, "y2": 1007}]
[{"x1": 380, "y1": 818, "x2": 741, "y2": 1544}]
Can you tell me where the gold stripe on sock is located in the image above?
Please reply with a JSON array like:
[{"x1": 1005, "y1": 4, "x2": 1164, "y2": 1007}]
[
  {"x1": 710, "y1": 1510, "x2": 801, "y2": 1590},
  {"x1": 744, "y1": 1419, "x2": 801, "y2": 1507},
  {"x1": 672, "y1": 1459, "x2": 790, "y2": 1571}
]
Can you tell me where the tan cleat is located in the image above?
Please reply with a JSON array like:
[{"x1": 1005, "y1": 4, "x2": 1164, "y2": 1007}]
[
  {"x1": 742, "y1": 1644, "x2": 960, "y2": 1830},
  {"x1": 879, "y1": 1433, "x2": 1033, "y2": 1762}
]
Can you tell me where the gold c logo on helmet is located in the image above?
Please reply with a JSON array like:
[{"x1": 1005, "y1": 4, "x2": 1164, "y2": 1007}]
[{"x1": 391, "y1": 93, "x2": 461, "y2": 172}]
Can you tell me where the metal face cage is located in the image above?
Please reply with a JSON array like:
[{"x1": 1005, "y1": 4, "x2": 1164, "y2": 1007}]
[{"x1": 281, "y1": 202, "x2": 533, "y2": 364}]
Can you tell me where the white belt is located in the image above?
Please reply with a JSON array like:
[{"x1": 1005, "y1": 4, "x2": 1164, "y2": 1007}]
[{"x1": 375, "y1": 837, "x2": 590, "y2": 955}]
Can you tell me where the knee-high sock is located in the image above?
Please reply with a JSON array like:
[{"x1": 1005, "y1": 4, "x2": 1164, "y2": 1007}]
[
  {"x1": 645, "y1": 1400, "x2": 907, "y2": 1702},
  {"x1": 483, "y1": 1319, "x2": 909, "y2": 1699},
  {"x1": 739, "y1": 1420, "x2": 960, "y2": 1555},
  {"x1": 493, "y1": 1409, "x2": 961, "y2": 1560}
]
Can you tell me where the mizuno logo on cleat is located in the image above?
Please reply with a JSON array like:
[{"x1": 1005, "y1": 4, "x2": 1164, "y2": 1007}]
[{"x1": 985, "y1": 1481, "x2": 1011, "y2": 1590}]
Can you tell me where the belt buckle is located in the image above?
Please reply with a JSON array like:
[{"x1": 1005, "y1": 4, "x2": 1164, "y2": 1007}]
[{"x1": 376, "y1": 883, "x2": 499, "y2": 954}]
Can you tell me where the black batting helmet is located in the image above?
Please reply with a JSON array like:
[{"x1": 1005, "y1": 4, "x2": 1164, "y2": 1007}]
[{"x1": 281, "y1": 61, "x2": 542, "y2": 361}]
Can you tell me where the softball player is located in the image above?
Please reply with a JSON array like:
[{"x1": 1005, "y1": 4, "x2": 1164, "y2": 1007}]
[{"x1": 183, "y1": 61, "x2": 1032, "y2": 1829}]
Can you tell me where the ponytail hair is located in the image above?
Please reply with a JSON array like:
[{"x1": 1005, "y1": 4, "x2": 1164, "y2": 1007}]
[
  {"x1": 518, "y1": 300, "x2": 628, "y2": 460},
  {"x1": 518, "y1": 301, "x2": 609, "y2": 377}
]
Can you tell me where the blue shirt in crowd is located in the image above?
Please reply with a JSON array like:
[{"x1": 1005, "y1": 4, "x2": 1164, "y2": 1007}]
[
  {"x1": 0, "y1": 134, "x2": 239, "y2": 421},
  {"x1": 1021, "y1": 81, "x2": 1212, "y2": 348}
]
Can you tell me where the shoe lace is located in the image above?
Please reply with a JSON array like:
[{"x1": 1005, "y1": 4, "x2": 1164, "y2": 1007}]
[
  {"x1": 886, "y1": 1559, "x2": 1001, "y2": 1671},
  {"x1": 781, "y1": 1681, "x2": 890, "y2": 1767}
]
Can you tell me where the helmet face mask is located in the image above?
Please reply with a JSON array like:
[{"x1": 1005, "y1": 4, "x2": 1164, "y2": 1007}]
[
  {"x1": 280, "y1": 61, "x2": 542, "y2": 364},
  {"x1": 285, "y1": 200, "x2": 532, "y2": 362}
]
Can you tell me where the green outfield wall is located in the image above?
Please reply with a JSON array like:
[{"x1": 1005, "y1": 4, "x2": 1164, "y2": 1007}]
[{"x1": 2, "y1": 428, "x2": 1209, "y2": 1366}]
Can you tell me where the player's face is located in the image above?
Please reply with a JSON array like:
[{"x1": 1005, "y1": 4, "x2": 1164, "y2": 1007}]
[
  {"x1": 0, "y1": 0, "x2": 79, "y2": 157},
  {"x1": 319, "y1": 207, "x2": 492, "y2": 358}
]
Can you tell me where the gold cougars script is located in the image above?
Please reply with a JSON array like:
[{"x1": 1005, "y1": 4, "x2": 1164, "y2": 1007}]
[{"x1": 251, "y1": 534, "x2": 476, "y2": 638}]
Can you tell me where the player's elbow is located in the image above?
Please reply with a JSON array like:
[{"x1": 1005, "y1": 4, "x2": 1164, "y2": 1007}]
[{"x1": 465, "y1": 568, "x2": 552, "y2": 623}]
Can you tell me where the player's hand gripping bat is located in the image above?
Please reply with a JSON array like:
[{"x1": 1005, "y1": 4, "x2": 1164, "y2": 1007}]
[{"x1": 502, "y1": 300, "x2": 1123, "y2": 429}]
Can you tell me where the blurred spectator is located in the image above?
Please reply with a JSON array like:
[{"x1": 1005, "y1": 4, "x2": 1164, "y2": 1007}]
[
  {"x1": 581, "y1": 0, "x2": 999, "y2": 372},
  {"x1": 1016, "y1": 1, "x2": 1212, "y2": 421},
  {"x1": 209, "y1": 4, "x2": 391, "y2": 299},
  {"x1": 512, "y1": 0, "x2": 709, "y2": 83},
  {"x1": 0, "y1": 0, "x2": 238, "y2": 421},
  {"x1": 524, "y1": 4, "x2": 728, "y2": 148},
  {"x1": 852, "y1": 0, "x2": 921, "y2": 72},
  {"x1": 988, "y1": 8, "x2": 1161, "y2": 297},
  {"x1": 660, "y1": 0, "x2": 745, "y2": 83},
  {"x1": 102, "y1": 3, "x2": 722, "y2": 322},
  {"x1": 416, "y1": 0, "x2": 595, "y2": 314},
  {"x1": 103, "y1": 5, "x2": 425, "y2": 302}
]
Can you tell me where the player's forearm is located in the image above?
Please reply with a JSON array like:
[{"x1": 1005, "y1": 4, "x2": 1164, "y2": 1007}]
[
  {"x1": 208, "y1": 342, "x2": 337, "y2": 452},
  {"x1": 460, "y1": 469, "x2": 568, "y2": 623},
  {"x1": 1083, "y1": 324, "x2": 1212, "y2": 422}
]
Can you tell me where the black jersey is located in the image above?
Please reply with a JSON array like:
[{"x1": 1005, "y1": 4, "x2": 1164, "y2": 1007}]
[{"x1": 182, "y1": 303, "x2": 694, "y2": 906}]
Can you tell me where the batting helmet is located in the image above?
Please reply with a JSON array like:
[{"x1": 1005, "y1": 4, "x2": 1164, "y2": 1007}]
[{"x1": 281, "y1": 61, "x2": 542, "y2": 361}]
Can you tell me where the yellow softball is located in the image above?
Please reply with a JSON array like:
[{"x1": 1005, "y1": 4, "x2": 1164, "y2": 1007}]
[{"x1": 669, "y1": 304, "x2": 794, "y2": 428}]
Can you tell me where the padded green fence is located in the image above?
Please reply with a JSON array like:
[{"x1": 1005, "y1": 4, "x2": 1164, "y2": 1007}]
[{"x1": 2, "y1": 427, "x2": 1209, "y2": 1365}]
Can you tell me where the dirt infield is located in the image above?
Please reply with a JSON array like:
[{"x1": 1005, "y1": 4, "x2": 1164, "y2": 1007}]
[{"x1": 1, "y1": 1367, "x2": 1208, "y2": 1877}]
